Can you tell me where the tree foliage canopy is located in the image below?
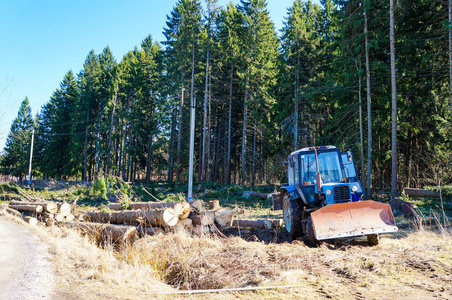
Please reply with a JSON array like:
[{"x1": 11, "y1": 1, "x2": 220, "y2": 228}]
[{"x1": 1, "y1": 0, "x2": 451, "y2": 191}]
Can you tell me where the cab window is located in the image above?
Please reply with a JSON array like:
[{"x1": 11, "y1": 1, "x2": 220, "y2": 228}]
[
  {"x1": 288, "y1": 157, "x2": 294, "y2": 186},
  {"x1": 341, "y1": 153, "x2": 357, "y2": 178},
  {"x1": 294, "y1": 156, "x2": 300, "y2": 185}
]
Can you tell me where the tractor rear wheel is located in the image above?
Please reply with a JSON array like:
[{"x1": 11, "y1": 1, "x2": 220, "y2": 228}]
[{"x1": 282, "y1": 193, "x2": 304, "y2": 239}]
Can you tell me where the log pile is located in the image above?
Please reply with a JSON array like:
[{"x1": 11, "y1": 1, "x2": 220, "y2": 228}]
[
  {"x1": 96, "y1": 199, "x2": 235, "y2": 235},
  {"x1": 1, "y1": 196, "x2": 283, "y2": 245},
  {"x1": 5, "y1": 200, "x2": 75, "y2": 226}
]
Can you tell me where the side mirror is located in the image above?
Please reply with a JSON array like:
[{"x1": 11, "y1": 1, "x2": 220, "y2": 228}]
[{"x1": 347, "y1": 150, "x2": 353, "y2": 162}]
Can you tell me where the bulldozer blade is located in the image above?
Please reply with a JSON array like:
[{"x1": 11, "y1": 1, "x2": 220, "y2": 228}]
[{"x1": 311, "y1": 200, "x2": 398, "y2": 240}]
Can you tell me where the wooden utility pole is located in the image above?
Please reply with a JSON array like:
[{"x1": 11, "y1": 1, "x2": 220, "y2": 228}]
[{"x1": 390, "y1": 0, "x2": 398, "y2": 199}]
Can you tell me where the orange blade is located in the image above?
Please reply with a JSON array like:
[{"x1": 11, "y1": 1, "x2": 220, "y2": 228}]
[{"x1": 311, "y1": 200, "x2": 398, "y2": 240}]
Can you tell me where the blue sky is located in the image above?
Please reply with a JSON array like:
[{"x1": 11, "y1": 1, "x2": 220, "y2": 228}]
[{"x1": 0, "y1": 0, "x2": 319, "y2": 150}]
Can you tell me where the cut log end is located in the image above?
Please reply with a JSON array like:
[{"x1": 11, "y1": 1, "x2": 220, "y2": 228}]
[{"x1": 23, "y1": 216, "x2": 38, "y2": 226}]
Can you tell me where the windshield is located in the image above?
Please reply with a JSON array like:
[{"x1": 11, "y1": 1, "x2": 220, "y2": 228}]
[{"x1": 300, "y1": 151, "x2": 343, "y2": 184}]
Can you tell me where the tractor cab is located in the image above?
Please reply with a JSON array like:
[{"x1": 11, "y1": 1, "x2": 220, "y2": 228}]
[{"x1": 284, "y1": 146, "x2": 363, "y2": 207}]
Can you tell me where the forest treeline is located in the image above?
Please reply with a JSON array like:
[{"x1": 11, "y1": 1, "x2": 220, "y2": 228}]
[{"x1": 1, "y1": 0, "x2": 451, "y2": 196}]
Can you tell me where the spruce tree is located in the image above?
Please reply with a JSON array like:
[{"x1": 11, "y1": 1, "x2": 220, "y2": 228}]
[
  {"x1": 36, "y1": 70, "x2": 79, "y2": 178},
  {"x1": 1, "y1": 98, "x2": 34, "y2": 180}
]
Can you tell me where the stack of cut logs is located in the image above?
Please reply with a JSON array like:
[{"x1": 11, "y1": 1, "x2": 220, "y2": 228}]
[
  {"x1": 1, "y1": 197, "x2": 283, "y2": 245},
  {"x1": 5, "y1": 200, "x2": 74, "y2": 226},
  {"x1": 84, "y1": 199, "x2": 237, "y2": 235},
  {"x1": 59, "y1": 199, "x2": 238, "y2": 244}
]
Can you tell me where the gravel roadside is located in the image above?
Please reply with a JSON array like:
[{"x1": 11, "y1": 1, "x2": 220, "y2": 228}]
[{"x1": 0, "y1": 216, "x2": 54, "y2": 300}]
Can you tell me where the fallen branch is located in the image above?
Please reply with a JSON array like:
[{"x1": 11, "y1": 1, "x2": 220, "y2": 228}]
[
  {"x1": 152, "y1": 285, "x2": 304, "y2": 295},
  {"x1": 17, "y1": 188, "x2": 33, "y2": 201},
  {"x1": 141, "y1": 186, "x2": 162, "y2": 202}
]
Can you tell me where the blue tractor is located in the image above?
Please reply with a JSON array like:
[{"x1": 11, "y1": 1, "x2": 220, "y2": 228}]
[{"x1": 275, "y1": 146, "x2": 397, "y2": 245}]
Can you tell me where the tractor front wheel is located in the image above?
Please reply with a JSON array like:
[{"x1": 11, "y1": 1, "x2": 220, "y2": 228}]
[
  {"x1": 367, "y1": 234, "x2": 379, "y2": 246},
  {"x1": 304, "y1": 216, "x2": 320, "y2": 247},
  {"x1": 282, "y1": 193, "x2": 304, "y2": 239}
]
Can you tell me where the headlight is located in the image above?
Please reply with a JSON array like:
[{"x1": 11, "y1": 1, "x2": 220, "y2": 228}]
[
  {"x1": 325, "y1": 189, "x2": 332, "y2": 195},
  {"x1": 351, "y1": 185, "x2": 358, "y2": 192}
]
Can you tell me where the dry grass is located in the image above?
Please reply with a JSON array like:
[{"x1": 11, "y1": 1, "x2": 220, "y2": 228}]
[
  {"x1": 2, "y1": 206, "x2": 451, "y2": 299},
  {"x1": 117, "y1": 225, "x2": 452, "y2": 299},
  {"x1": 30, "y1": 222, "x2": 174, "y2": 299},
  {"x1": 120, "y1": 232, "x2": 310, "y2": 290}
]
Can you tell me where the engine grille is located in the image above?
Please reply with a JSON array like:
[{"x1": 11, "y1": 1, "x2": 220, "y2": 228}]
[{"x1": 333, "y1": 186, "x2": 351, "y2": 203}]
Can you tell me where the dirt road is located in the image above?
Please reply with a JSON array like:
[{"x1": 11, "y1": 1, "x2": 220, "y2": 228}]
[{"x1": 0, "y1": 217, "x2": 54, "y2": 299}]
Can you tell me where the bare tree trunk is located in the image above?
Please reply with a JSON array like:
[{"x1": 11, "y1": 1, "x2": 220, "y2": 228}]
[
  {"x1": 145, "y1": 139, "x2": 153, "y2": 182},
  {"x1": 168, "y1": 107, "x2": 176, "y2": 182},
  {"x1": 201, "y1": 2, "x2": 211, "y2": 182},
  {"x1": 260, "y1": 124, "x2": 264, "y2": 184},
  {"x1": 241, "y1": 64, "x2": 249, "y2": 185},
  {"x1": 449, "y1": 0, "x2": 452, "y2": 144},
  {"x1": 223, "y1": 122, "x2": 228, "y2": 184},
  {"x1": 251, "y1": 117, "x2": 256, "y2": 187},
  {"x1": 83, "y1": 110, "x2": 89, "y2": 182},
  {"x1": 294, "y1": 54, "x2": 299, "y2": 150},
  {"x1": 212, "y1": 119, "x2": 219, "y2": 182},
  {"x1": 365, "y1": 9, "x2": 372, "y2": 199},
  {"x1": 106, "y1": 91, "x2": 117, "y2": 175},
  {"x1": 198, "y1": 120, "x2": 203, "y2": 181},
  {"x1": 226, "y1": 63, "x2": 234, "y2": 184},
  {"x1": 390, "y1": 0, "x2": 398, "y2": 200},
  {"x1": 120, "y1": 120, "x2": 128, "y2": 180},
  {"x1": 358, "y1": 64, "x2": 366, "y2": 193},
  {"x1": 132, "y1": 130, "x2": 137, "y2": 182},
  {"x1": 95, "y1": 130, "x2": 99, "y2": 178},
  {"x1": 145, "y1": 99, "x2": 155, "y2": 183},
  {"x1": 206, "y1": 68, "x2": 212, "y2": 180},
  {"x1": 113, "y1": 118, "x2": 121, "y2": 177},
  {"x1": 126, "y1": 124, "x2": 133, "y2": 182},
  {"x1": 176, "y1": 73, "x2": 185, "y2": 184},
  {"x1": 407, "y1": 130, "x2": 413, "y2": 187}
]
